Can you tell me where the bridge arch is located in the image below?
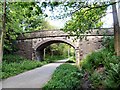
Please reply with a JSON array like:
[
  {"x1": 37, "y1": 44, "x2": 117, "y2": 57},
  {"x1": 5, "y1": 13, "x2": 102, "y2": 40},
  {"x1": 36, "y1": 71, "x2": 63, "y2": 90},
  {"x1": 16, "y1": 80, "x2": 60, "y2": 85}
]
[
  {"x1": 33, "y1": 38, "x2": 78, "y2": 61},
  {"x1": 34, "y1": 38, "x2": 77, "y2": 50},
  {"x1": 16, "y1": 28, "x2": 113, "y2": 65}
]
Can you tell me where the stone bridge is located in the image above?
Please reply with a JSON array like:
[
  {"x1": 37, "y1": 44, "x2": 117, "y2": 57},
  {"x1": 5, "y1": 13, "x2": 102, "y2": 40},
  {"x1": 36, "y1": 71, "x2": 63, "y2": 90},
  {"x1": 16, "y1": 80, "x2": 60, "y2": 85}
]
[{"x1": 16, "y1": 28, "x2": 113, "y2": 65}]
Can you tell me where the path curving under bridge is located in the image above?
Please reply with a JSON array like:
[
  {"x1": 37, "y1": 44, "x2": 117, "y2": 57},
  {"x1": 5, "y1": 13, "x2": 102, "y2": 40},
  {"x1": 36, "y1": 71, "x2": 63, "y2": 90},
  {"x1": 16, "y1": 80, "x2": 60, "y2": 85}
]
[{"x1": 1, "y1": 59, "x2": 69, "y2": 89}]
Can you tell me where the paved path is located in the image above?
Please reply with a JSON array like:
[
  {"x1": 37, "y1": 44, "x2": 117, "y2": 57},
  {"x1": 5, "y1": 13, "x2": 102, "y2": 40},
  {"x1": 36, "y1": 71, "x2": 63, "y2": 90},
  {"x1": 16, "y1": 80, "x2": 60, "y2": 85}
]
[{"x1": 1, "y1": 59, "x2": 68, "y2": 89}]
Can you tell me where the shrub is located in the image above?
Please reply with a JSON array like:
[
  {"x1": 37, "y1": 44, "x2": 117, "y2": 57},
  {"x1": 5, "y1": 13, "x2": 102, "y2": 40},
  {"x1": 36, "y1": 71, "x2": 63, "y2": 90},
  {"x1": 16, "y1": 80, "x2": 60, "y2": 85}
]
[
  {"x1": 102, "y1": 36, "x2": 114, "y2": 52},
  {"x1": 104, "y1": 62, "x2": 120, "y2": 88},
  {"x1": 3, "y1": 54, "x2": 25, "y2": 63},
  {"x1": 89, "y1": 71, "x2": 106, "y2": 89},
  {"x1": 81, "y1": 49, "x2": 120, "y2": 88},
  {"x1": 79, "y1": 36, "x2": 120, "y2": 89},
  {"x1": 44, "y1": 55, "x2": 66, "y2": 63},
  {"x1": 43, "y1": 64, "x2": 83, "y2": 89},
  {"x1": 81, "y1": 50, "x2": 104, "y2": 73}
]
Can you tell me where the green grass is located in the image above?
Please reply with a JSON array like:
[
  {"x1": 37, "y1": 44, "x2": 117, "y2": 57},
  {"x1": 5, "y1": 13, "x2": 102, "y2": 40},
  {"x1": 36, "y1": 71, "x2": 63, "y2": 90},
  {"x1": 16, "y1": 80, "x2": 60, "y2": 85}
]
[
  {"x1": 44, "y1": 55, "x2": 67, "y2": 62},
  {"x1": 1, "y1": 54, "x2": 70, "y2": 79},
  {"x1": 43, "y1": 64, "x2": 83, "y2": 89},
  {"x1": 1, "y1": 55, "x2": 48, "y2": 79}
]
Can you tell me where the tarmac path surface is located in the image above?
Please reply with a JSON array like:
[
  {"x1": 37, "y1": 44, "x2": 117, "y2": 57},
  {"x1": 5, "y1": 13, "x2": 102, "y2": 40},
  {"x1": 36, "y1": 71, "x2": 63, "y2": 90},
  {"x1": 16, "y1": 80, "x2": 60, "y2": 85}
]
[{"x1": 1, "y1": 59, "x2": 68, "y2": 89}]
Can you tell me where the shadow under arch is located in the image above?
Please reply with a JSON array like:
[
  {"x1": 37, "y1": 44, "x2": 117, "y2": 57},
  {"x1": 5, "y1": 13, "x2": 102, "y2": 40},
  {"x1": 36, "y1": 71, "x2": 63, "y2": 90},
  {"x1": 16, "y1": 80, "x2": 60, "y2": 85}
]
[{"x1": 34, "y1": 38, "x2": 77, "y2": 61}]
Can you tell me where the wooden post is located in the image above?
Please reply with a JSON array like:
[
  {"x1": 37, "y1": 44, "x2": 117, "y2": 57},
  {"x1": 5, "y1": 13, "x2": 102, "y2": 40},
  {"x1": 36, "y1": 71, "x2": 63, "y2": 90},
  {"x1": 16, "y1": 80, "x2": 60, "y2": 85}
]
[{"x1": 112, "y1": 1, "x2": 120, "y2": 56}]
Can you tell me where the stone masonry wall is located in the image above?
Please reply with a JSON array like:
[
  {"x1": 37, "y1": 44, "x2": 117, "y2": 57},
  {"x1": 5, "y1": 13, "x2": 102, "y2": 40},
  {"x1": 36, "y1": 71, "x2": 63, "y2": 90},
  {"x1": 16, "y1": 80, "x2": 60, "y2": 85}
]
[
  {"x1": 79, "y1": 36, "x2": 103, "y2": 59},
  {"x1": 16, "y1": 39, "x2": 32, "y2": 60}
]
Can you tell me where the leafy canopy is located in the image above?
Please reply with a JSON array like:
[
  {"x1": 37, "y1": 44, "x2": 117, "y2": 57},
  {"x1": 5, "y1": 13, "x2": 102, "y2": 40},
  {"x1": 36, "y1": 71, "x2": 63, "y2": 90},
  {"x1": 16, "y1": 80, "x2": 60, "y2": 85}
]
[
  {"x1": 40, "y1": 1, "x2": 111, "y2": 38},
  {"x1": 64, "y1": 4, "x2": 107, "y2": 38},
  {"x1": 3, "y1": 2, "x2": 47, "y2": 54}
]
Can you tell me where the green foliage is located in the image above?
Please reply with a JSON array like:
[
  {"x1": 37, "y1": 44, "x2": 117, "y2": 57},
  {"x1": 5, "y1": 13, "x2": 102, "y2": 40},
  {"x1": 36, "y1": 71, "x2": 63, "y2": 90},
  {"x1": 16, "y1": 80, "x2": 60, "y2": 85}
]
[
  {"x1": 89, "y1": 71, "x2": 106, "y2": 89},
  {"x1": 6, "y1": 2, "x2": 45, "y2": 31},
  {"x1": 43, "y1": 64, "x2": 83, "y2": 89},
  {"x1": 41, "y1": 1, "x2": 111, "y2": 20},
  {"x1": 44, "y1": 43, "x2": 75, "y2": 62},
  {"x1": 0, "y1": 63, "x2": 2, "y2": 79},
  {"x1": 81, "y1": 51, "x2": 103, "y2": 72},
  {"x1": 43, "y1": 36, "x2": 119, "y2": 89},
  {"x1": 104, "y1": 62, "x2": 120, "y2": 88},
  {"x1": 64, "y1": 4, "x2": 107, "y2": 38},
  {"x1": 42, "y1": 20, "x2": 57, "y2": 30},
  {"x1": 3, "y1": 2, "x2": 47, "y2": 54},
  {"x1": 80, "y1": 36, "x2": 120, "y2": 89},
  {"x1": 3, "y1": 54, "x2": 25, "y2": 63},
  {"x1": 102, "y1": 36, "x2": 114, "y2": 52},
  {"x1": 45, "y1": 55, "x2": 66, "y2": 63},
  {"x1": 1, "y1": 54, "x2": 48, "y2": 79}
]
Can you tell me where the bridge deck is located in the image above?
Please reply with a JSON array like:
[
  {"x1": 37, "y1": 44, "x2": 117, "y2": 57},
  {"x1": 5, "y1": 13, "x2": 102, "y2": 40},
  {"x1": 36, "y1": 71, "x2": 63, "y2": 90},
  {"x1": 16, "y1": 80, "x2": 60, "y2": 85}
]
[{"x1": 17, "y1": 28, "x2": 114, "y2": 40}]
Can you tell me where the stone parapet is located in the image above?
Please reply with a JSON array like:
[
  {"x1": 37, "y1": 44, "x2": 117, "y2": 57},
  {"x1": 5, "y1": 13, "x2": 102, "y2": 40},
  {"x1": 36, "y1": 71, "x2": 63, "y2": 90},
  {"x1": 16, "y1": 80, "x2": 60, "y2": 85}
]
[{"x1": 17, "y1": 28, "x2": 114, "y2": 40}]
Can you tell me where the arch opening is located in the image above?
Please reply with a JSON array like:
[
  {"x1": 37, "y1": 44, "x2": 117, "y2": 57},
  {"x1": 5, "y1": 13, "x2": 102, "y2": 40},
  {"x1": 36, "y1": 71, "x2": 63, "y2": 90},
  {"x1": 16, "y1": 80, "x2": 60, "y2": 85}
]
[{"x1": 34, "y1": 39, "x2": 77, "y2": 62}]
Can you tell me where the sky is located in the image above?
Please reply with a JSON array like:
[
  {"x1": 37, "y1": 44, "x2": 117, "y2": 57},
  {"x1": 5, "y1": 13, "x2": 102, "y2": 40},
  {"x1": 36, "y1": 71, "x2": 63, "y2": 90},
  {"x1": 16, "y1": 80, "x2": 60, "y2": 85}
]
[
  {"x1": 44, "y1": 1, "x2": 113, "y2": 29},
  {"x1": 101, "y1": 5, "x2": 113, "y2": 28},
  {"x1": 47, "y1": 13, "x2": 113, "y2": 29}
]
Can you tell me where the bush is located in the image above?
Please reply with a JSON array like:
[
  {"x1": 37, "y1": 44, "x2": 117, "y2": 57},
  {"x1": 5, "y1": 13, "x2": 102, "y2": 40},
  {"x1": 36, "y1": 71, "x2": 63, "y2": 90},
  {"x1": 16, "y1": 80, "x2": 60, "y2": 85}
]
[
  {"x1": 43, "y1": 64, "x2": 83, "y2": 89},
  {"x1": 102, "y1": 36, "x2": 114, "y2": 52},
  {"x1": 80, "y1": 36, "x2": 120, "y2": 89},
  {"x1": 2, "y1": 54, "x2": 48, "y2": 79},
  {"x1": 81, "y1": 51, "x2": 103, "y2": 72},
  {"x1": 89, "y1": 71, "x2": 106, "y2": 89},
  {"x1": 3, "y1": 54, "x2": 25, "y2": 63},
  {"x1": 104, "y1": 62, "x2": 120, "y2": 88},
  {"x1": 82, "y1": 49, "x2": 120, "y2": 88},
  {"x1": 44, "y1": 55, "x2": 66, "y2": 63}
]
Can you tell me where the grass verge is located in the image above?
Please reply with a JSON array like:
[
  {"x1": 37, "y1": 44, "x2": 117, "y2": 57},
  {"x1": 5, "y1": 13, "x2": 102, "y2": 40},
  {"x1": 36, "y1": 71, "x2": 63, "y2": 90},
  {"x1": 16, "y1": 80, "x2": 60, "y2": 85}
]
[
  {"x1": 1, "y1": 54, "x2": 48, "y2": 79},
  {"x1": 43, "y1": 64, "x2": 83, "y2": 89},
  {"x1": 1, "y1": 54, "x2": 70, "y2": 79}
]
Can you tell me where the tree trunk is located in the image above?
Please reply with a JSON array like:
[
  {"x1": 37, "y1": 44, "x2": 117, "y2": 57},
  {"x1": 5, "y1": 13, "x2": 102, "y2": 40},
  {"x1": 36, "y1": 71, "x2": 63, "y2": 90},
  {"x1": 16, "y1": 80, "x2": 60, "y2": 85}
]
[
  {"x1": 0, "y1": 0, "x2": 6, "y2": 62},
  {"x1": 112, "y1": 1, "x2": 120, "y2": 56},
  {"x1": 117, "y1": 0, "x2": 120, "y2": 56}
]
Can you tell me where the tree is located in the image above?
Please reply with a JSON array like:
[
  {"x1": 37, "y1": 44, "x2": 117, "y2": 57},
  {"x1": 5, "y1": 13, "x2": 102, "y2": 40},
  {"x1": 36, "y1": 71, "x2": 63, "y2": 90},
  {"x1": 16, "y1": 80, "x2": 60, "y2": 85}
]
[
  {"x1": 112, "y1": 0, "x2": 120, "y2": 56},
  {"x1": 0, "y1": 1, "x2": 6, "y2": 62},
  {"x1": 42, "y1": 1, "x2": 120, "y2": 58},
  {"x1": 41, "y1": 1, "x2": 112, "y2": 37},
  {"x1": 42, "y1": 20, "x2": 56, "y2": 30},
  {"x1": 62, "y1": 0, "x2": 120, "y2": 56},
  {"x1": 3, "y1": 2, "x2": 46, "y2": 54},
  {"x1": 64, "y1": 4, "x2": 107, "y2": 38}
]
